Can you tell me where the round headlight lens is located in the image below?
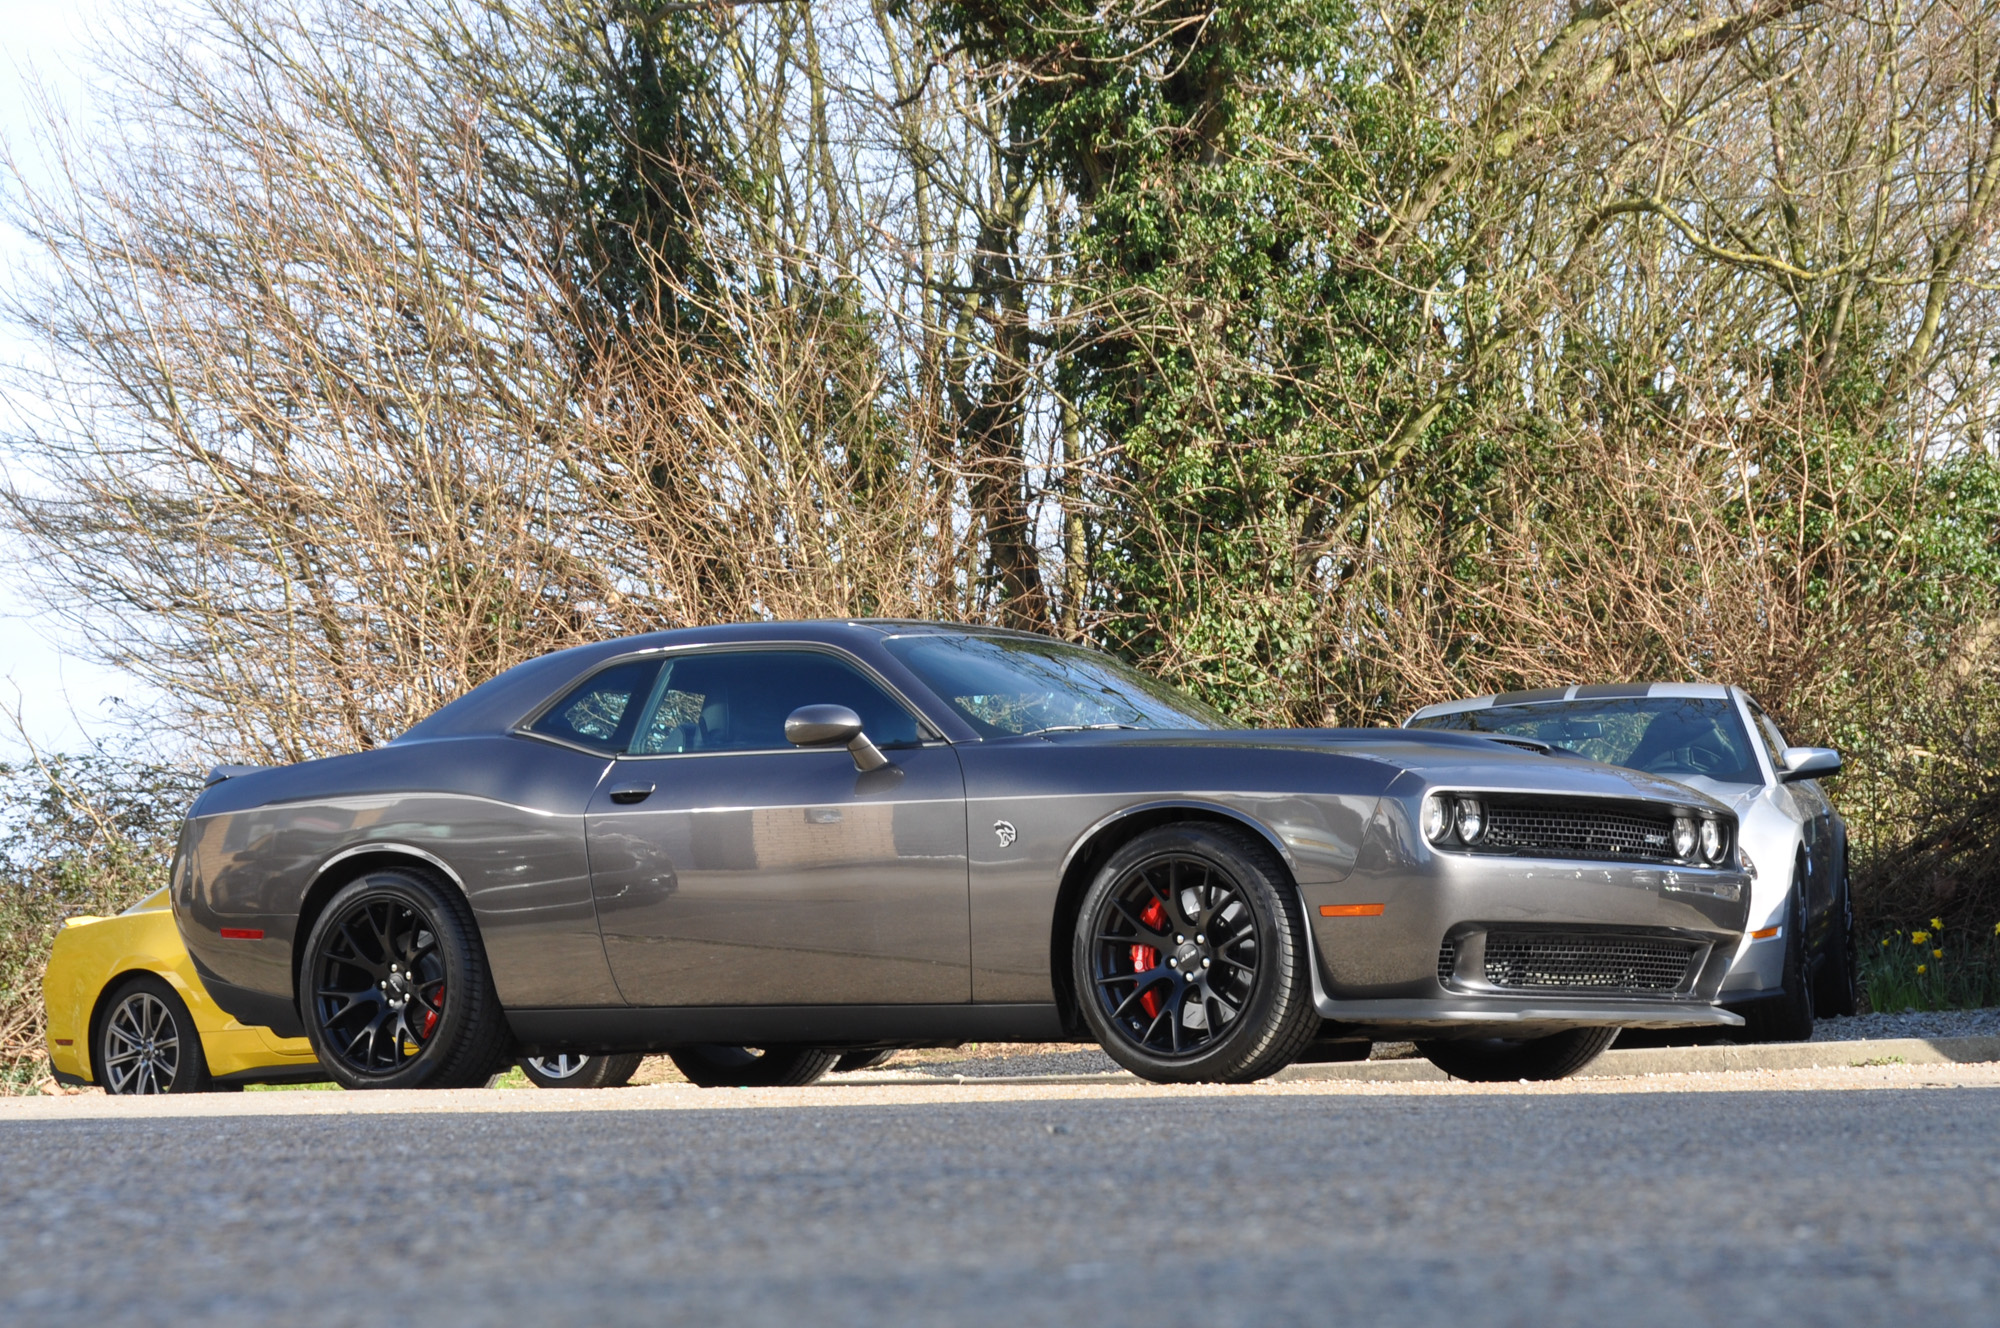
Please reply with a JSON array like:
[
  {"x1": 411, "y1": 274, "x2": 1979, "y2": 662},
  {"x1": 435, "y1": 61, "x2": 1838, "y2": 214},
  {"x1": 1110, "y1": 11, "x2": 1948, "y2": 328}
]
[
  {"x1": 1672, "y1": 816, "x2": 1697, "y2": 859},
  {"x1": 1421, "y1": 793, "x2": 1451, "y2": 844},
  {"x1": 1700, "y1": 818, "x2": 1724, "y2": 863},
  {"x1": 1454, "y1": 797, "x2": 1485, "y2": 844}
]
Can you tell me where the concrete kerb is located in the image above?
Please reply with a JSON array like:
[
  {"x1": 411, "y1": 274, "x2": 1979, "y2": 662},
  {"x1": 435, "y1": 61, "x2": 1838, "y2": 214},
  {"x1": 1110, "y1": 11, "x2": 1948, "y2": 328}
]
[{"x1": 832, "y1": 1035, "x2": 2000, "y2": 1087}]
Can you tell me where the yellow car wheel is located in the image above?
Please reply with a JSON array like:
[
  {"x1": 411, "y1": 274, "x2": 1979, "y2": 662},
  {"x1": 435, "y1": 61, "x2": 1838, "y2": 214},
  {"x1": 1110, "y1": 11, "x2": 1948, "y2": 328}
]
[{"x1": 95, "y1": 975, "x2": 220, "y2": 1095}]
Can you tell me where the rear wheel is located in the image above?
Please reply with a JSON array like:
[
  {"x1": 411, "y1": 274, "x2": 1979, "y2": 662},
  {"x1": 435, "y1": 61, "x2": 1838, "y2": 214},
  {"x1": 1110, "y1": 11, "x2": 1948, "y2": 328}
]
[
  {"x1": 95, "y1": 975, "x2": 212, "y2": 1095},
  {"x1": 1073, "y1": 823, "x2": 1320, "y2": 1084},
  {"x1": 832, "y1": 1049, "x2": 896, "y2": 1073},
  {"x1": 667, "y1": 1045, "x2": 839, "y2": 1087},
  {"x1": 518, "y1": 1053, "x2": 644, "y2": 1089},
  {"x1": 1415, "y1": 1026, "x2": 1618, "y2": 1082},
  {"x1": 1736, "y1": 873, "x2": 1815, "y2": 1043},
  {"x1": 302, "y1": 869, "x2": 513, "y2": 1090}
]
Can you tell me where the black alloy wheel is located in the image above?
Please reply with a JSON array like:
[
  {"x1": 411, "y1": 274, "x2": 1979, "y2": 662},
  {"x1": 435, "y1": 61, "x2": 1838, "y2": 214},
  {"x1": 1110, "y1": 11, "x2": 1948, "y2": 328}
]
[
  {"x1": 1736, "y1": 870, "x2": 1815, "y2": 1043},
  {"x1": 1414, "y1": 1026, "x2": 1619, "y2": 1082},
  {"x1": 518, "y1": 1053, "x2": 644, "y2": 1090},
  {"x1": 667, "y1": 1045, "x2": 840, "y2": 1087},
  {"x1": 302, "y1": 869, "x2": 512, "y2": 1090},
  {"x1": 1811, "y1": 857, "x2": 1861, "y2": 1018},
  {"x1": 95, "y1": 975, "x2": 214, "y2": 1095},
  {"x1": 1074, "y1": 823, "x2": 1319, "y2": 1084}
]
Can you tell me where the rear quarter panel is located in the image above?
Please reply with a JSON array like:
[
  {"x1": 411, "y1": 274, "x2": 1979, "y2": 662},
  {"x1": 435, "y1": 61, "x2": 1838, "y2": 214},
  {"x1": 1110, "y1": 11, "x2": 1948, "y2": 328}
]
[{"x1": 176, "y1": 734, "x2": 620, "y2": 1017}]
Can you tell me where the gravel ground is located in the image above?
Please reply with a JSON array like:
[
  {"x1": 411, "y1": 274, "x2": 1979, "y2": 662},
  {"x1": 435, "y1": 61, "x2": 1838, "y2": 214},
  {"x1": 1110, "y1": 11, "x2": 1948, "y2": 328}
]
[
  {"x1": 1810, "y1": 1007, "x2": 2000, "y2": 1041},
  {"x1": 4, "y1": 1063, "x2": 1997, "y2": 1326}
]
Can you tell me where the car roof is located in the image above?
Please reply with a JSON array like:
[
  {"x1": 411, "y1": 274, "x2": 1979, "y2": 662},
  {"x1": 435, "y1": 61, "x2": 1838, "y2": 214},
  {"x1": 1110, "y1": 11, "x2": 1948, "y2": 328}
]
[
  {"x1": 391, "y1": 619, "x2": 1056, "y2": 743},
  {"x1": 1405, "y1": 682, "x2": 1738, "y2": 726}
]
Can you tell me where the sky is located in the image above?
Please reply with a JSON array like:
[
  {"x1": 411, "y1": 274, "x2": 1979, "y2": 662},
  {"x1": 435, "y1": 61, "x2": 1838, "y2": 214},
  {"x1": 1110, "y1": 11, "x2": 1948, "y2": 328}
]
[{"x1": 0, "y1": 0, "x2": 148, "y2": 762}]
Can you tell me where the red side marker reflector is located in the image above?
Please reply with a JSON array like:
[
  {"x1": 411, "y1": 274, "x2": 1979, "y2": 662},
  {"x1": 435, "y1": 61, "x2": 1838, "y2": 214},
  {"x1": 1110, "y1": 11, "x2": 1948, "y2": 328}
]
[
  {"x1": 54, "y1": 1038, "x2": 73, "y2": 1046},
  {"x1": 1319, "y1": 904, "x2": 1385, "y2": 918},
  {"x1": 220, "y1": 928, "x2": 265, "y2": 940},
  {"x1": 1750, "y1": 926, "x2": 1780, "y2": 940}
]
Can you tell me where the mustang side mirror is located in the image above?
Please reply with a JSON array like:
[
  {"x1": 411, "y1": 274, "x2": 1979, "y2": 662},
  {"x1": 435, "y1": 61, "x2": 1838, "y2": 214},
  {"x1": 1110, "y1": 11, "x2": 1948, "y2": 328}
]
[
  {"x1": 1777, "y1": 746, "x2": 1841, "y2": 782},
  {"x1": 785, "y1": 704, "x2": 889, "y2": 773}
]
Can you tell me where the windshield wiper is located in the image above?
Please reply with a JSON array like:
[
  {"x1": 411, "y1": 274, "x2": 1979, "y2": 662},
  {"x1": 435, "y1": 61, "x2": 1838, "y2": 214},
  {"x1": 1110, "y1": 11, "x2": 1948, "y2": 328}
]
[{"x1": 1027, "y1": 722, "x2": 1144, "y2": 735}]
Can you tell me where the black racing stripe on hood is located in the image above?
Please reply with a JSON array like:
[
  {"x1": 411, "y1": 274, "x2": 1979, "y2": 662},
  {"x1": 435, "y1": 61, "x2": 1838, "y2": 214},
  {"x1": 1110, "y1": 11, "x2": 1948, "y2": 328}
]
[
  {"x1": 1494, "y1": 687, "x2": 1569, "y2": 704},
  {"x1": 1574, "y1": 682, "x2": 1653, "y2": 699}
]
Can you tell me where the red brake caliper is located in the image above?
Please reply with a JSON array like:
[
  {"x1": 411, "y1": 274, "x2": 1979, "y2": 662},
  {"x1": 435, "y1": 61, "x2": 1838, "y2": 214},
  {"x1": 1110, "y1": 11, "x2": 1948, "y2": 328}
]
[
  {"x1": 421, "y1": 981, "x2": 444, "y2": 1039},
  {"x1": 1131, "y1": 898, "x2": 1167, "y2": 1018}
]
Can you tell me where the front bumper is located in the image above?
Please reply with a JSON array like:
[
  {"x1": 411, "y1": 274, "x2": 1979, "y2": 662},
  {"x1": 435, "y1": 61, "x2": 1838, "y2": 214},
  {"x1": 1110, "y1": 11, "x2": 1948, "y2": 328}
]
[{"x1": 1298, "y1": 844, "x2": 1751, "y2": 1035}]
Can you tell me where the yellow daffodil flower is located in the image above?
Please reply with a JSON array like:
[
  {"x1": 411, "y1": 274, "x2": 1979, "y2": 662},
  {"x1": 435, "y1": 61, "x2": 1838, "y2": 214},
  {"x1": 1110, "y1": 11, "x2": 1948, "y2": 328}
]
[
  {"x1": 1934, "y1": 948, "x2": 1944, "y2": 959},
  {"x1": 1932, "y1": 917, "x2": 1944, "y2": 930},
  {"x1": 1912, "y1": 930, "x2": 1931, "y2": 945},
  {"x1": 1917, "y1": 964, "x2": 1928, "y2": 974}
]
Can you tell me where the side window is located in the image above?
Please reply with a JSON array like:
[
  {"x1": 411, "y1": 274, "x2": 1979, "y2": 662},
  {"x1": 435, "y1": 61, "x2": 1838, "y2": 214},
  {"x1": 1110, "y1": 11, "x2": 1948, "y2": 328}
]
[
  {"x1": 528, "y1": 658, "x2": 663, "y2": 754},
  {"x1": 630, "y1": 650, "x2": 921, "y2": 754}
]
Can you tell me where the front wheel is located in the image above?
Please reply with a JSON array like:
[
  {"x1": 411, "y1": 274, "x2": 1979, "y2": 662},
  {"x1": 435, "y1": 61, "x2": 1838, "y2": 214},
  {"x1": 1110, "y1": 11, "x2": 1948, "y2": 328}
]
[
  {"x1": 1415, "y1": 1026, "x2": 1618, "y2": 1082},
  {"x1": 301, "y1": 868, "x2": 513, "y2": 1090},
  {"x1": 1811, "y1": 859, "x2": 1860, "y2": 1019},
  {"x1": 1072, "y1": 823, "x2": 1320, "y2": 1084},
  {"x1": 1735, "y1": 873, "x2": 1815, "y2": 1043},
  {"x1": 95, "y1": 975, "x2": 214, "y2": 1095},
  {"x1": 667, "y1": 1046, "x2": 839, "y2": 1087},
  {"x1": 518, "y1": 1053, "x2": 644, "y2": 1089}
]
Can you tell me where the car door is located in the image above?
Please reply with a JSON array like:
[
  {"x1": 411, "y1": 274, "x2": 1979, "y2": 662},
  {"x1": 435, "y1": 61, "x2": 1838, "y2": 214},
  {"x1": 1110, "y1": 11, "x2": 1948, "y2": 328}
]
[
  {"x1": 584, "y1": 646, "x2": 971, "y2": 1007},
  {"x1": 1747, "y1": 697, "x2": 1833, "y2": 914}
]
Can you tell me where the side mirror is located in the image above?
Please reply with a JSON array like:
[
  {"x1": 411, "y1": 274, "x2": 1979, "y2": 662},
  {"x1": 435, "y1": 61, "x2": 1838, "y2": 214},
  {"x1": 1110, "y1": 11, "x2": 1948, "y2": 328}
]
[
  {"x1": 1777, "y1": 746, "x2": 1841, "y2": 783},
  {"x1": 785, "y1": 704, "x2": 889, "y2": 773}
]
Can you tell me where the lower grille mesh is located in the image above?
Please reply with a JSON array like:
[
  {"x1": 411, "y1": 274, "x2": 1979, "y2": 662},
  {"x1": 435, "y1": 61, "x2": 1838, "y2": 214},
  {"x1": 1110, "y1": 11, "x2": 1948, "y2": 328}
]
[
  {"x1": 1482, "y1": 803, "x2": 1677, "y2": 862},
  {"x1": 1482, "y1": 931, "x2": 1700, "y2": 993},
  {"x1": 1436, "y1": 939, "x2": 1458, "y2": 985}
]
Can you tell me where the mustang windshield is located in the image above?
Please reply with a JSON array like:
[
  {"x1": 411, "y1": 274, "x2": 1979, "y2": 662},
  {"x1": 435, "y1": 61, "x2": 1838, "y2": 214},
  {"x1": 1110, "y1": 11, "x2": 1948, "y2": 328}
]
[
  {"x1": 884, "y1": 633, "x2": 1232, "y2": 737},
  {"x1": 1410, "y1": 696, "x2": 1763, "y2": 785}
]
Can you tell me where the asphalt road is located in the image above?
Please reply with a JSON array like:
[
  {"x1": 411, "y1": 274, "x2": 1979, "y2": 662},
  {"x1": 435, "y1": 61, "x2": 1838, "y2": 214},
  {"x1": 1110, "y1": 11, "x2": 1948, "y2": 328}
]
[{"x1": 3, "y1": 1068, "x2": 1997, "y2": 1326}]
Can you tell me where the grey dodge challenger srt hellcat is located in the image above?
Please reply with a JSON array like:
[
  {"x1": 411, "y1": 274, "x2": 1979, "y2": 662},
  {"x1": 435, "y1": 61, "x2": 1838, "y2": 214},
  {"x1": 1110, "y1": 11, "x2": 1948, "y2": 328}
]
[{"x1": 170, "y1": 621, "x2": 1751, "y2": 1088}]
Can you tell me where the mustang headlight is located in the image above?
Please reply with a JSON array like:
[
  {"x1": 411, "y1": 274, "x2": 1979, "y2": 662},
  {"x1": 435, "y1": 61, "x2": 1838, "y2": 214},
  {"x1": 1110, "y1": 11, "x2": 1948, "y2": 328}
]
[
  {"x1": 1672, "y1": 816, "x2": 1698, "y2": 860},
  {"x1": 1454, "y1": 796, "x2": 1485, "y2": 844},
  {"x1": 1422, "y1": 793, "x2": 1452, "y2": 844},
  {"x1": 1700, "y1": 818, "x2": 1725, "y2": 864}
]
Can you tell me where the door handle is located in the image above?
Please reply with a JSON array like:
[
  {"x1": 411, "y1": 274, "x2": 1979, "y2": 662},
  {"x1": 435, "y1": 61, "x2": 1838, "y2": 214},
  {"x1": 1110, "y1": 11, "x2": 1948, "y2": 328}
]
[{"x1": 608, "y1": 782, "x2": 655, "y2": 805}]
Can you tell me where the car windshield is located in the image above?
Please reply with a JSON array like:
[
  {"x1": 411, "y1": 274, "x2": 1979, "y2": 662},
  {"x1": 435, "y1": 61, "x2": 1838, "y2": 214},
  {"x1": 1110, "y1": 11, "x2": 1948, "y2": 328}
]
[
  {"x1": 1410, "y1": 696, "x2": 1763, "y2": 785},
  {"x1": 883, "y1": 633, "x2": 1233, "y2": 737}
]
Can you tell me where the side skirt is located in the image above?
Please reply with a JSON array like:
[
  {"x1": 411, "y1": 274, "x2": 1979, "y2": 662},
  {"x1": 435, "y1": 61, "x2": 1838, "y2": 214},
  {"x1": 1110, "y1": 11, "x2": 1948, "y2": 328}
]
[{"x1": 507, "y1": 1003, "x2": 1066, "y2": 1056}]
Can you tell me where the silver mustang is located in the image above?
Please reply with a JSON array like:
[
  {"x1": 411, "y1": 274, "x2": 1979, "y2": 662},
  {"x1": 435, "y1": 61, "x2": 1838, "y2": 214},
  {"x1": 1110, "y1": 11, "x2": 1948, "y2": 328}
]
[
  {"x1": 1406, "y1": 683, "x2": 1854, "y2": 1041},
  {"x1": 171, "y1": 623, "x2": 1751, "y2": 1087}
]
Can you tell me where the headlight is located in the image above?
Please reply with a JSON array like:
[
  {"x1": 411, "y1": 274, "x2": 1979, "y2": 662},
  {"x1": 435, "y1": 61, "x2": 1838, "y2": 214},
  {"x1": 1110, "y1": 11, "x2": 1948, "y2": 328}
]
[
  {"x1": 1672, "y1": 816, "x2": 1697, "y2": 859},
  {"x1": 1454, "y1": 796, "x2": 1485, "y2": 844},
  {"x1": 1422, "y1": 794, "x2": 1452, "y2": 844},
  {"x1": 1700, "y1": 818, "x2": 1725, "y2": 863}
]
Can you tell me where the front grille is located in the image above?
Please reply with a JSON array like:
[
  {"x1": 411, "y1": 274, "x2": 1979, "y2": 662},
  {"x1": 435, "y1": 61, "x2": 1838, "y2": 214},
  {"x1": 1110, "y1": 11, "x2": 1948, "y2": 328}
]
[
  {"x1": 1481, "y1": 802, "x2": 1677, "y2": 862},
  {"x1": 1436, "y1": 939, "x2": 1458, "y2": 985},
  {"x1": 1483, "y1": 931, "x2": 1701, "y2": 994}
]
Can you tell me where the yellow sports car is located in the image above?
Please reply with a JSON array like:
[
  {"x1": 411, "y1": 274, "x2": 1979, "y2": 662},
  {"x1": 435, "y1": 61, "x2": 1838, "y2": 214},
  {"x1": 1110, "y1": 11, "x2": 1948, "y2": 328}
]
[
  {"x1": 43, "y1": 889, "x2": 644, "y2": 1093},
  {"x1": 44, "y1": 888, "x2": 324, "y2": 1093}
]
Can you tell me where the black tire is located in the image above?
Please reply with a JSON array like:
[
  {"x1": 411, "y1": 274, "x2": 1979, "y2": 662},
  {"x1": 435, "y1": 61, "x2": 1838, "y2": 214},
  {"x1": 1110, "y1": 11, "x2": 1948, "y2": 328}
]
[
  {"x1": 832, "y1": 1049, "x2": 897, "y2": 1073},
  {"x1": 517, "y1": 1053, "x2": 644, "y2": 1089},
  {"x1": 94, "y1": 974, "x2": 214, "y2": 1095},
  {"x1": 667, "y1": 1046, "x2": 840, "y2": 1087},
  {"x1": 1811, "y1": 858, "x2": 1861, "y2": 1019},
  {"x1": 1072, "y1": 822, "x2": 1320, "y2": 1084},
  {"x1": 1735, "y1": 872, "x2": 1815, "y2": 1043},
  {"x1": 1415, "y1": 1026, "x2": 1618, "y2": 1082},
  {"x1": 301, "y1": 868, "x2": 513, "y2": 1090}
]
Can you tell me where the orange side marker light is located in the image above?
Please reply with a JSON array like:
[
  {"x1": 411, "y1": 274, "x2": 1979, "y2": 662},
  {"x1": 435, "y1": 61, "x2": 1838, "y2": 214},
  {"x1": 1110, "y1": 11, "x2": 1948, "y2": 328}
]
[
  {"x1": 1319, "y1": 904, "x2": 1385, "y2": 918},
  {"x1": 1749, "y1": 926, "x2": 1780, "y2": 940}
]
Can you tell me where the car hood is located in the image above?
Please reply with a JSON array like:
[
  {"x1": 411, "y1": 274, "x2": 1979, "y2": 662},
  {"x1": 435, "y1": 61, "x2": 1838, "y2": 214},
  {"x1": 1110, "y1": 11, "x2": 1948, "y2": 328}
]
[{"x1": 1032, "y1": 727, "x2": 1733, "y2": 813}]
